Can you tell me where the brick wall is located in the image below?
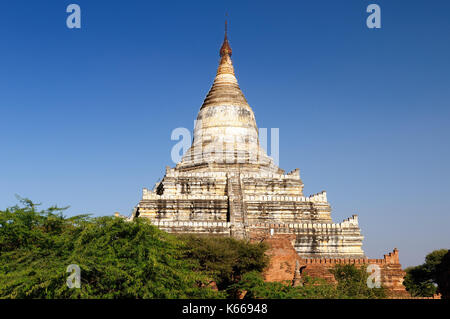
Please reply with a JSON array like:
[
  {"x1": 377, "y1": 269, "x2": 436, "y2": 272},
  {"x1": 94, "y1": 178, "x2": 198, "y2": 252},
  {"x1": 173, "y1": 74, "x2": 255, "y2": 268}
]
[{"x1": 255, "y1": 234, "x2": 411, "y2": 298}]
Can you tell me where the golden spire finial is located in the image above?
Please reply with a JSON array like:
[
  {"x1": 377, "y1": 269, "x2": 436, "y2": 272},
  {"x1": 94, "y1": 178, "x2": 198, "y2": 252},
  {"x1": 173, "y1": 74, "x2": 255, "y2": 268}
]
[
  {"x1": 225, "y1": 17, "x2": 228, "y2": 39},
  {"x1": 220, "y1": 16, "x2": 232, "y2": 57}
]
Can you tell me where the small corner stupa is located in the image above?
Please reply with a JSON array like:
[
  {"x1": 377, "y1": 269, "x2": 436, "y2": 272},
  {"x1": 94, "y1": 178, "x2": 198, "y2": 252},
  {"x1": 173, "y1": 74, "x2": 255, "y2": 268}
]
[{"x1": 133, "y1": 21, "x2": 365, "y2": 259}]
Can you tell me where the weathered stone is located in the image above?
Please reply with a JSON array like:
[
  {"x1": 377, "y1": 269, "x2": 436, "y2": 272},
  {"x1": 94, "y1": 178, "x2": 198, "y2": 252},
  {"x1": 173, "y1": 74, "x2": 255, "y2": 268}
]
[
  {"x1": 261, "y1": 236, "x2": 409, "y2": 297},
  {"x1": 134, "y1": 27, "x2": 364, "y2": 259}
]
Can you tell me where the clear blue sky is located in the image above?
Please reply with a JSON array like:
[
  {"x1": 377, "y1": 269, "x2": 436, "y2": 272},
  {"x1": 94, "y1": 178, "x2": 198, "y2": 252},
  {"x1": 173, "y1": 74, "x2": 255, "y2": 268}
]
[{"x1": 1, "y1": 0, "x2": 449, "y2": 267}]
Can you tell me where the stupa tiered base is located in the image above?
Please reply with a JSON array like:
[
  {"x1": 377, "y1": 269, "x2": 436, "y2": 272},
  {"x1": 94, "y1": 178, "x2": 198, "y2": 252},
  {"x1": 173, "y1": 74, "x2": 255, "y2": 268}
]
[{"x1": 134, "y1": 23, "x2": 364, "y2": 258}]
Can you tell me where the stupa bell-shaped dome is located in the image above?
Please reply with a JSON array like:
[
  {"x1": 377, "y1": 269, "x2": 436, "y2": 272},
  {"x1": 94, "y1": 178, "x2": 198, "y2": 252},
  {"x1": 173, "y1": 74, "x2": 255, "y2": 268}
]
[{"x1": 177, "y1": 23, "x2": 280, "y2": 173}]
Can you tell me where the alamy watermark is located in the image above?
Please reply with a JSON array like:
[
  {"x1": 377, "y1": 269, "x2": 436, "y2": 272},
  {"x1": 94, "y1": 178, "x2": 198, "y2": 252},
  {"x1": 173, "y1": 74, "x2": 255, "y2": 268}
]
[
  {"x1": 366, "y1": 4, "x2": 381, "y2": 29},
  {"x1": 66, "y1": 4, "x2": 81, "y2": 29},
  {"x1": 366, "y1": 264, "x2": 381, "y2": 288},
  {"x1": 66, "y1": 264, "x2": 81, "y2": 289},
  {"x1": 64, "y1": 4, "x2": 380, "y2": 30}
]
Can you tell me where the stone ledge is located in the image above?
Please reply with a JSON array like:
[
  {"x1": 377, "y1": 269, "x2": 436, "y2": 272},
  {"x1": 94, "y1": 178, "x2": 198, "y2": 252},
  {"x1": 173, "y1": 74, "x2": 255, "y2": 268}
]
[{"x1": 151, "y1": 220, "x2": 232, "y2": 228}]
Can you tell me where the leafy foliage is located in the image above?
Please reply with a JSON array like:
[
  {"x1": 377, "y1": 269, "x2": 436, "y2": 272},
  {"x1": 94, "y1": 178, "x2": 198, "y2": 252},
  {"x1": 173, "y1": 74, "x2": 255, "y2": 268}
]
[
  {"x1": 0, "y1": 199, "x2": 392, "y2": 299},
  {"x1": 178, "y1": 234, "x2": 269, "y2": 295},
  {"x1": 403, "y1": 249, "x2": 449, "y2": 297},
  {"x1": 231, "y1": 271, "x2": 338, "y2": 299},
  {"x1": 331, "y1": 264, "x2": 386, "y2": 298},
  {"x1": 0, "y1": 199, "x2": 223, "y2": 298},
  {"x1": 233, "y1": 264, "x2": 386, "y2": 299},
  {"x1": 435, "y1": 250, "x2": 450, "y2": 299}
]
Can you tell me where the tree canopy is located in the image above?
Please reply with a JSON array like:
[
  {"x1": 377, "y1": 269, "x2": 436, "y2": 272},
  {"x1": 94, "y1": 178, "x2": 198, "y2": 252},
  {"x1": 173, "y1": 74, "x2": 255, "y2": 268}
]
[
  {"x1": 0, "y1": 199, "x2": 391, "y2": 299},
  {"x1": 177, "y1": 234, "x2": 269, "y2": 295},
  {"x1": 0, "y1": 199, "x2": 222, "y2": 298},
  {"x1": 403, "y1": 249, "x2": 449, "y2": 297},
  {"x1": 435, "y1": 250, "x2": 450, "y2": 299},
  {"x1": 231, "y1": 264, "x2": 386, "y2": 299},
  {"x1": 0, "y1": 199, "x2": 271, "y2": 299}
]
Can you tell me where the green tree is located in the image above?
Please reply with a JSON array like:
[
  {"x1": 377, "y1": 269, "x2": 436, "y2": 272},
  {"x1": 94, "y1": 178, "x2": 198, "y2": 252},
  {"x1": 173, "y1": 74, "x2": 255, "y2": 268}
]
[
  {"x1": 0, "y1": 199, "x2": 223, "y2": 298},
  {"x1": 331, "y1": 264, "x2": 386, "y2": 299},
  {"x1": 232, "y1": 264, "x2": 386, "y2": 299},
  {"x1": 178, "y1": 234, "x2": 269, "y2": 295},
  {"x1": 435, "y1": 250, "x2": 450, "y2": 299},
  {"x1": 403, "y1": 249, "x2": 449, "y2": 297},
  {"x1": 230, "y1": 271, "x2": 339, "y2": 299},
  {"x1": 0, "y1": 199, "x2": 391, "y2": 299}
]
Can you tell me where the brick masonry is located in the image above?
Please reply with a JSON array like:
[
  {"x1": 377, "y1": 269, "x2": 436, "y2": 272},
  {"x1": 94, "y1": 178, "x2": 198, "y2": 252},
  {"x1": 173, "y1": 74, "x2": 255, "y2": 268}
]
[{"x1": 258, "y1": 234, "x2": 410, "y2": 298}]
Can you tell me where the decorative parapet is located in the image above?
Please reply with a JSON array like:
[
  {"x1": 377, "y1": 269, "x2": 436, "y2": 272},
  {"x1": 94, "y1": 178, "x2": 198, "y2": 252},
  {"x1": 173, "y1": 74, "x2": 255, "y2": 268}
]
[
  {"x1": 248, "y1": 215, "x2": 360, "y2": 232},
  {"x1": 304, "y1": 258, "x2": 369, "y2": 264},
  {"x1": 342, "y1": 214, "x2": 359, "y2": 226},
  {"x1": 151, "y1": 220, "x2": 231, "y2": 228},
  {"x1": 383, "y1": 247, "x2": 400, "y2": 264},
  {"x1": 162, "y1": 169, "x2": 302, "y2": 181},
  {"x1": 287, "y1": 168, "x2": 300, "y2": 177},
  {"x1": 244, "y1": 191, "x2": 327, "y2": 203},
  {"x1": 164, "y1": 171, "x2": 228, "y2": 178},
  {"x1": 310, "y1": 191, "x2": 327, "y2": 203},
  {"x1": 142, "y1": 188, "x2": 328, "y2": 203},
  {"x1": 142, "y1": 188, "x2": 227, "y2": 201},
  {"x1": 240, "y1": 172, "x2": 300, "y2": 180},
  {"x1": 301, "y1": 248, "x2": 401, "y2": 266}
]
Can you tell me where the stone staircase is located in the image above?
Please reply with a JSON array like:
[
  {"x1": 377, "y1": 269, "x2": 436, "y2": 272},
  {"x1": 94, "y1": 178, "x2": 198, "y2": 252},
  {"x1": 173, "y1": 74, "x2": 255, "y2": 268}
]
[{"x1": 227, "y1": 173, "x2": 248, "y2": 239}]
